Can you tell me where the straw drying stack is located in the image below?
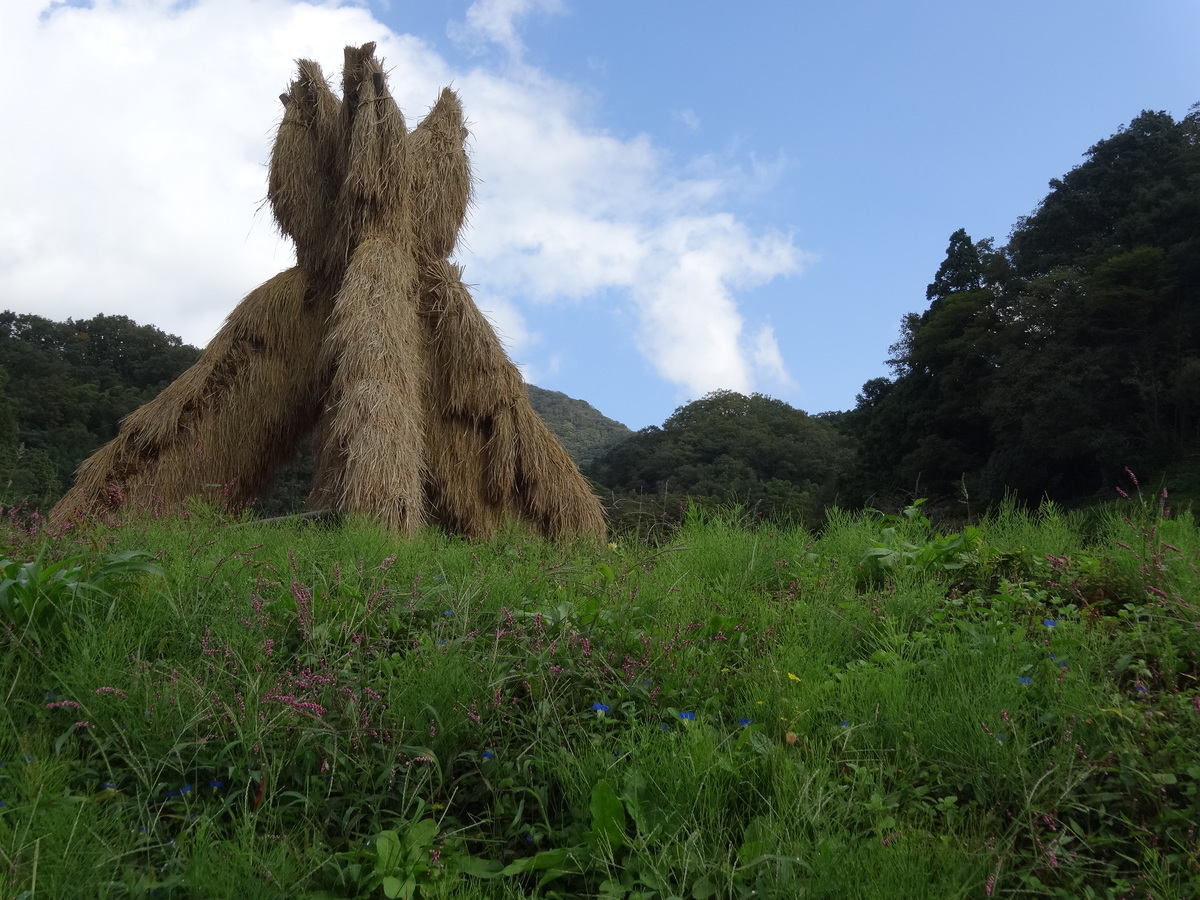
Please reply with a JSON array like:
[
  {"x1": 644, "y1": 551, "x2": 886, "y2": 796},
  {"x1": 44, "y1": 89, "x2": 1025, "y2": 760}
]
[{"x1": 51, "y1": 43, "x2": 605, "y2": 542}]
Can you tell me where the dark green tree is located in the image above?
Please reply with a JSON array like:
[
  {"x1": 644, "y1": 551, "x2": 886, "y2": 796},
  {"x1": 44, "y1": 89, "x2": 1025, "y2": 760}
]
[
  {"x1": 926, "y1": 228, "x2": 985, "y2": 301},
  {"x1": 0, "y1": 311, "x2": 202, "y2": 506},
  {"x1": 847, "y1": 230, "x2": 1001, "y2": 505}
]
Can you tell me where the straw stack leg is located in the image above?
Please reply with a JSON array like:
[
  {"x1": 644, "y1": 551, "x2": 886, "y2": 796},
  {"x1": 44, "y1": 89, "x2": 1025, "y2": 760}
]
[
  {"x1": 316, "y1": 239, "x2": 428, "y2": 534},
  {"x1": 418, "y1": 261, "x2": 606, "y2": 542},
  {"x1": 50, "y1": 268, "x2": 329, "y2": 528},
  {"x1": 421, "y1": 414, "x2": 506, "y2": 539}
]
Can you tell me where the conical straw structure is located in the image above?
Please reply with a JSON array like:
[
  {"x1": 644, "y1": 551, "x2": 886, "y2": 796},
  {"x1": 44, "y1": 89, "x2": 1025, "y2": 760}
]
[{"x1": 56, "y1": 44, "x2": 606, "y2": 542}]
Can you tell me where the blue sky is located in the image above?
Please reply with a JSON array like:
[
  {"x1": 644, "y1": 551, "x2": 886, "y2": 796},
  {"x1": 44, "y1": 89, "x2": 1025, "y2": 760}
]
[{"x1": 2, "y1": 0, "x2": 1197, "y2": 429}]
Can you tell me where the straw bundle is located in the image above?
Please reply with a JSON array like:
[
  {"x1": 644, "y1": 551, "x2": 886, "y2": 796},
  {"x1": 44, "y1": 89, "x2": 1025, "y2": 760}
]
[
  {"x1": 310, "y1": 49, "x2": 427, "y2": 534},
  {"x1": 407, "y1": 91, "x2": 604, "y2": 541},
  {"x1": 267, "y1": 58, "x2": 346, "y2": 292},
  {"x1": 417, "y1": 265, "x2": 604, "y2": 540},
  {"x1": 417, "y1": 258, "x2": 604, "y2": 541},
  {"x1": 50, "y1": 268, "x2": 329, "y2": 524},
  {"x1": 409, "y1": 88, "x2": 473, "y2": 260},
  {"x1": 51, "y1": 53, "x2": 350, "y2": 528}
]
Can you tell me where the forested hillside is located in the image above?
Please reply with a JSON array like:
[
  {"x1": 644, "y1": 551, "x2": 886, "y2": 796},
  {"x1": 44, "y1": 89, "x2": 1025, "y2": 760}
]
[
  {"x1": 0, "y1": 312, "x2": 201, "y2": 510},
  {"x1": 586, "y1": 105, "x2": 1200, "y2": 522},
  {"x1": 587, "y1": 390, "x2": 853, "y2": 528},
  {"x1": 526, "y1": 385, "x2": 631, "y2": 465}
]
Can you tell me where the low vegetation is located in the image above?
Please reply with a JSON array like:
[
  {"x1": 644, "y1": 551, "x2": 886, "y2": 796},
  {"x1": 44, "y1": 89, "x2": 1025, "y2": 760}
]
[{"x1": 2, "y1": 482, "x2": 1197, "y2": 898}]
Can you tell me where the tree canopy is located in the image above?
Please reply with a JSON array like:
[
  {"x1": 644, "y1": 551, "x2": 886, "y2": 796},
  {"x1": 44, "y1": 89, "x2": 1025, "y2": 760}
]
[{"x1": 588, "y1": 390, "x2": 853, "y2": 525}]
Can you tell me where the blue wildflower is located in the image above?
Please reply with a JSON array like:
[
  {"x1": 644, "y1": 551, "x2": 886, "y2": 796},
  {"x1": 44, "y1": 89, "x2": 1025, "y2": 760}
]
[
  {"x1": 482, "y1": 751, "x2": 495, "y2": 760},
  {"x1": 592, "y1": 702, "x2": 610, "y2": 712},
  {"x1": 659, "y1": 722, "x2": 671, "y2": 731},
  {"x1": 443, "y1": 609, "x2": 454, "y2": 616},
  {"x1": 738, "y1": 717, "x2": 753, "y2": 726},
  {"x1": 0, "y1": 800, "x2": 5, "y2": 808},
  {"x1": 1135, "y1": 683, "x2": 1148, "y2": 694},
  {"x1": 841, "y1": 721, "x2": 850, "y2": 727},
  {"x1": 103, "y1": 782, "x2": 117, "y2": 790},
  {"x1": 1018, "y1": 677, "x2": 1032, "y2": 685},
  {"x1": 209, "y1": 779, "x2": 224, "y2": 789},
  {"x1": 1042, "y1": 618, "x2": 1057, "y2": 628},
  {"x1": 678, "y1": 711, "x2": 696, "y2": 720},
  {"x1": 524, "y1": 834, "x2": 534, "y2": 842}
]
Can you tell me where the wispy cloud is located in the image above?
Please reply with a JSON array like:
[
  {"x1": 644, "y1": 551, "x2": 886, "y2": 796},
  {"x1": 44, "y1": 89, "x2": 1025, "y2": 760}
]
[
  {"x1": 676, "y1": 108, "x2": 701, "y2": 132},
  {"x1": 448, "y1": 0, "x2": 563, "y2": 57},
  {"x1": 0, "y1": 0, "x2": 806, "y2": 402}
]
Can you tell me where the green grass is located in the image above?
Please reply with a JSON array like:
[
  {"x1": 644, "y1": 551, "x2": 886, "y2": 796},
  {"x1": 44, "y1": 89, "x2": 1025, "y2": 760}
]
[{"x1": 0, "y1": 494, "x2": 1198, "y2": 898}]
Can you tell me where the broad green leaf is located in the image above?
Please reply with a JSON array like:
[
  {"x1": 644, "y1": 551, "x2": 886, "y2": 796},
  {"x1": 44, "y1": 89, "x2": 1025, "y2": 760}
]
[
  {"x1": 500, "y1": 848, "x2": 569, "y2": 876},
  {"x1": 451, "y1": 856, "x2": 504, "y2": 879},
  {"x1": 691, "y1": 872, "x2": 718, "y2": 899},
  {"x1": 407, "y1": 818, "x2": 439, "y2": 854},
  {"x1": 590, "y1": 780, "x2": 626, "y2": 851},
  {"x1": 374, "y1": 831, "x2": 403, "y2": 874}
]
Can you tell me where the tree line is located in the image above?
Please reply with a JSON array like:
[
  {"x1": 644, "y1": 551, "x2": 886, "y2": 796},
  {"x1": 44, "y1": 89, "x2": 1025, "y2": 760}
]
[{"x1": 2, "y1": 104, "x2": 1197, "y2": 524}]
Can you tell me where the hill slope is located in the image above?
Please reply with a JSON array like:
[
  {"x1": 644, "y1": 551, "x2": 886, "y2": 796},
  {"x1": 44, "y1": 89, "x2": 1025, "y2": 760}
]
[{"x1": 526, "y1": 384, "x2": 632, "y2": 466}]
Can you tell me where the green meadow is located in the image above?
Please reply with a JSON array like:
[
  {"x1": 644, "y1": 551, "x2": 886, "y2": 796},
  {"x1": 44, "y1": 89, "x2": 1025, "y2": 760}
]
[{"x1": 1, "y1": 494, "x2": 1198, "y2": 899}]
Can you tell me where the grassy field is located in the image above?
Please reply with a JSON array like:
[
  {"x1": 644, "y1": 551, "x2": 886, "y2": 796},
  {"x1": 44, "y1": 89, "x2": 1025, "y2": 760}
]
[{"x1": 1, "y1": 490, "x2": 1198, "y2": 899}]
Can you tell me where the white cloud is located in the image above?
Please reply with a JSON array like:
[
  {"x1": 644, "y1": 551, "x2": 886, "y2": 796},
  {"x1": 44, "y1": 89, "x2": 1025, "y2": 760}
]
[
  {"x1": 628, "y1": 216, "x2": 800, "y2": 396},
  {"x1": 448, "y1": 0, "x2": 563, "y2": 57},
  {"x1": 0, "y1": 0, "x2": 806, "y2": 402},
  {"x1": 0, "y1": 0, "x2": 418, "y2": 344},
  {"x1": 751, "y1": 325, "x2": 796, "y2": 390}
]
